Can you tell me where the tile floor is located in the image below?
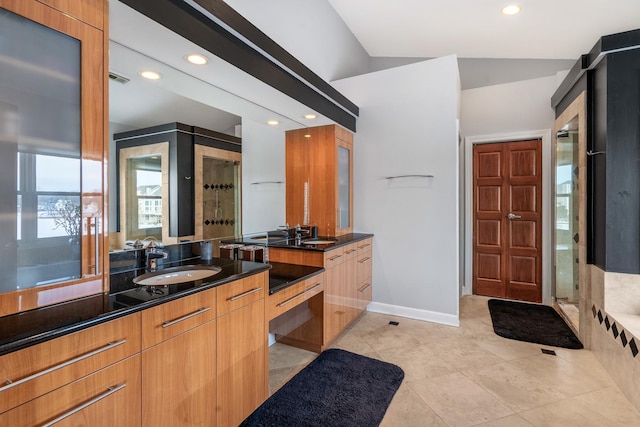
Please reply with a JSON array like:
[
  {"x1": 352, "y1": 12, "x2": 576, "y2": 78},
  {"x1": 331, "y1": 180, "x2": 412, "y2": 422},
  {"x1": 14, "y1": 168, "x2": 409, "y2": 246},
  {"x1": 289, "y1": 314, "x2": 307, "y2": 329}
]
[{"x1": 268, "y1": 295, "x2": 640, "y2": 427}]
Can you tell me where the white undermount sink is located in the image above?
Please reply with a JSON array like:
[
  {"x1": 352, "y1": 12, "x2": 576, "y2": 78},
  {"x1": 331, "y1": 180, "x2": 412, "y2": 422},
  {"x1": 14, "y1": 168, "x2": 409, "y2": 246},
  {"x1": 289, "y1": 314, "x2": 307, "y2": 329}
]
[{"x1": 133, "y1": 265, "x2": 222, "y2": 286}]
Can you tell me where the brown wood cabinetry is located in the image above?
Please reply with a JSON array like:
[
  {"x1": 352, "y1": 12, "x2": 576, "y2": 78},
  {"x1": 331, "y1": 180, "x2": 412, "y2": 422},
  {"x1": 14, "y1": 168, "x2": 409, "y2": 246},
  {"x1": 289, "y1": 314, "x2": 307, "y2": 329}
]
[
  {"x1": 0, "y1": 0, "x2": 109, "y2": 316},
  {"x1": 141, "y1": 288, "x2": 217, "y2": 426},
  {"x1": 0, "y1": 355, "x2": 141, "y2": 427},
  {"x1": 286, "y1": 124, "x2": 354, "y2": 236},
  {"x1": 355, "y1": 239, "x2": 373, "y2": 313},
  {"x1": 266, "y1": 274, "x2": 324, "y2": 321},
  {"x1": 0, "y1": 313, "x2": 141, "y2": 425},
  {"x1": 216, "y1": 272, "x2": 268, "y2": 427},
  {"x1": 269, "y1": 239, "x2": 373, "y2": 349},
  {"x1": 0, "y1": 273, "x2": 270, "y2": 427}
]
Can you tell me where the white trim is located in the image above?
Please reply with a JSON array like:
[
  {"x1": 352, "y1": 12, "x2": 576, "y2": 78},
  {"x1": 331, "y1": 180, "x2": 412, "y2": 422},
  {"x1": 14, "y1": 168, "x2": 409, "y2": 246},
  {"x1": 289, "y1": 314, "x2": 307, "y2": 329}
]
[
  {"x1": 367, "y1": 302, "x2": 460, "y2": 327},
  {"x1": 463, "y1": 129, "x2": 553, "y2": 305}
]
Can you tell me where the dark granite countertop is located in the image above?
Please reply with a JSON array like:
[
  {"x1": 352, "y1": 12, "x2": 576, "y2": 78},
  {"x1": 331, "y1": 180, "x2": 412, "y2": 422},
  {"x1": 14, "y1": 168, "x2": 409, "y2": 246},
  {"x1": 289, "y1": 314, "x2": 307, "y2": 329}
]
[
  {"x1": 0, "y1": 254, "x2": 329, "y2": 357},
  {"x1": 0, "y1": 258, "x2": 269, "y2": 356},
  {"x1": 228, "y1": 232, "x2": 374, "y2": 252},
  {"x1": 268, "y1": 262, "x2": 324, "y2": 294}
]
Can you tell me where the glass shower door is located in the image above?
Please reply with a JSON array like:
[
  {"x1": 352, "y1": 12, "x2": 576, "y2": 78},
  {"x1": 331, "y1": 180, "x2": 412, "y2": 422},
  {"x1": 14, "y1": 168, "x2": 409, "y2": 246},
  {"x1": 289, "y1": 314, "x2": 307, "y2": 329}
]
[{"x1": 555, "y1": 123, "x2": 580, "y2": 304}]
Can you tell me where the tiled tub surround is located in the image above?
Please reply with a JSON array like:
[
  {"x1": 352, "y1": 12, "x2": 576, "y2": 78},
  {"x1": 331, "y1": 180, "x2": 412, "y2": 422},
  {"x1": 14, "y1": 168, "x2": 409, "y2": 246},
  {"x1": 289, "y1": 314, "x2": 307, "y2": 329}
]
[{"x1": 589, "y1": 265, "x2": 640, "y2": 412}]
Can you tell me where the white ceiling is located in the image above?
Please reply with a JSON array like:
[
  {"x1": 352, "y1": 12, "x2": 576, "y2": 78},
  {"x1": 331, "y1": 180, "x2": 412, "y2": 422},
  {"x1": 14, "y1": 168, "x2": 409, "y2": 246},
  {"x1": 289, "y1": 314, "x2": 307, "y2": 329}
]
[
  {"x1": 109, "y1": 0, "x2": 640, "y2": 132},
  {"x1": 328, "y1": 0, "x2": 640, "y2": 59}
]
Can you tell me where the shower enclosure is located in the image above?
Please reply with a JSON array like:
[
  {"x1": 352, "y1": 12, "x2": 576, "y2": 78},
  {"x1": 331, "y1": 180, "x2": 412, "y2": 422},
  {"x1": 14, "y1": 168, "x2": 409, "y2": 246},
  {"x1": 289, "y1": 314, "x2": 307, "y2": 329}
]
[{"x1": 553, "y1": 93, "x2": 586, "y2": 331}]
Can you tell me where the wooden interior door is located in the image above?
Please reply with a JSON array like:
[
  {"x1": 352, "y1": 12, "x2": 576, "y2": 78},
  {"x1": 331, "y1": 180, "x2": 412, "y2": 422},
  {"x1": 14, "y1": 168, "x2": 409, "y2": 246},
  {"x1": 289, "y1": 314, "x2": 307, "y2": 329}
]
[{"x1": 473, "y1": 140, "x2": 542, "y2": 302}]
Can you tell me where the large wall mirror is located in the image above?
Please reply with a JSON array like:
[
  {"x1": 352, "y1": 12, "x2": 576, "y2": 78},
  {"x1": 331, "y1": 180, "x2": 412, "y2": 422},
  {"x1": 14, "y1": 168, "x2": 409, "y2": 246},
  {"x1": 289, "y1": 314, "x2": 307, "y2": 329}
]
[{"x1": 108, "y1": 0, "x2": 335, "y2": 252}]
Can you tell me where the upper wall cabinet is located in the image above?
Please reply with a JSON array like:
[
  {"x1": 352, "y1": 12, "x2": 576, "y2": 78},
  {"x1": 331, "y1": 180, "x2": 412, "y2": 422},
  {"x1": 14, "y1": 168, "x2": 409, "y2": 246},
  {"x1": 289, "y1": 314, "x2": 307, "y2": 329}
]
[
  {"x1": 114, "y1": 123, "x2": 241, "y2": 250},
  {"x1": 0, "y1": 0, "x2": 108, "y2": 316},
  {"x1": 286, "y1": 124, "x2": 354, "y2": 236}
]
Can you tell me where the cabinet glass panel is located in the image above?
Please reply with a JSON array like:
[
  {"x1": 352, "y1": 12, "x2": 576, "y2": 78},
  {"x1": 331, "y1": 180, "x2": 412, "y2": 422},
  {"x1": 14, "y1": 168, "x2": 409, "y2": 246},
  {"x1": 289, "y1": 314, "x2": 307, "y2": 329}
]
[
  {"x1": 0, "y1": 9, "x2": 81, "y2": 292},
  {"x1": 338, "y1": 145, "x2": 350, "y2": 229}
]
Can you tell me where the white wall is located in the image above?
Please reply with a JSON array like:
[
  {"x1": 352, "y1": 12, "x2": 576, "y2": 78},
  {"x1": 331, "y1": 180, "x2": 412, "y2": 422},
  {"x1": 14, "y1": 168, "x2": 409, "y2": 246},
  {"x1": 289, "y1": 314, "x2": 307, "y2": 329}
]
[
  {"x1": 461, "y1": 75, "x2": 557, "y2": 136},
  {"x1": 333, "y1": 56, "x2": 461, "y2": 325},
  {"x1": 223, "y1": 0, "x2": 370, "y2": 81},
  {"x1": 240, "y1": 119, "x2": 287, "y2": 234}
]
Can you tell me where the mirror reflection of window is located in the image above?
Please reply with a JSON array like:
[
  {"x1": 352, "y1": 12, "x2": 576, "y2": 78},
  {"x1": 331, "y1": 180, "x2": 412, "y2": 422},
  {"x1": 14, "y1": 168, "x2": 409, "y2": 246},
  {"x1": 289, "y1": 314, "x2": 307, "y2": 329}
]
[{"x1": 126, "y1": 155, "x2": 162, "y2": 240}]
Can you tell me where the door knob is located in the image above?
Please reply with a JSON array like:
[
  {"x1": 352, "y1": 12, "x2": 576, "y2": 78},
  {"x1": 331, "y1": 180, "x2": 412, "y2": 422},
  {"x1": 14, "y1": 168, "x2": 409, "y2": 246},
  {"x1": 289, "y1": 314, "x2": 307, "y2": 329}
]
[{"x1": 507, "y1": 213, "x2": 522, "y2": 220}]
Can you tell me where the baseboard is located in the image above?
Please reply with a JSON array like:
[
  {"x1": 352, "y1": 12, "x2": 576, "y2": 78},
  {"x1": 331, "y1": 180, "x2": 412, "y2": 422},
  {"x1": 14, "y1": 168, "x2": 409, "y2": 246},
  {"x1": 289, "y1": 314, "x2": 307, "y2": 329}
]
[{"x1": 366, "y1": 302, "x2": 460, "y2": 327}]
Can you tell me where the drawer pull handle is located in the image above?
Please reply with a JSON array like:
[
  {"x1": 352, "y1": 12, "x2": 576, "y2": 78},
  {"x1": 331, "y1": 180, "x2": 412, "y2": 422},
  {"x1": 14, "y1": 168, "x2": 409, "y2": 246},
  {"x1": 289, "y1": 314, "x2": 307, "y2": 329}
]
[
  {"x1": 358, "y1": 256, "x2": 372, "y2": 264},
  {"x1": 0, "y1": 340, "x2": 127, "y2": 392},
  {"x1": 358, "y1": 283, "x2": 372, "y2": 292},
  {"x1": 345, "y1": 249, "x2": 357, "y2": 254},
  {"x1": 277, "y1": 283, "x2": 323, "y2": 307},
  {"x1": 229, "y1": 287, "x2": 262, "y2": 301},
  {"x1": 42, "y1": 383, "x2": 126, "y2": 426},
  {"x1": 162, "y1": 307, "x2": 212, "y2": 328},
  {"x1": 328, "y1": 254, "x2": 343, "y2": 261},
  {"x1": 358, "y1": 243, "x2": 371, "y2": 249}
]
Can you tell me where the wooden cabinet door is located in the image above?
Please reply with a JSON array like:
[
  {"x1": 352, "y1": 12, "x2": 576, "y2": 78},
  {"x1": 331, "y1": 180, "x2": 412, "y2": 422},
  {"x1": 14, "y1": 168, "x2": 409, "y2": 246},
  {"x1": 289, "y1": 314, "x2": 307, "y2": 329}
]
[
  {"x1": 0, "y1": 355, "x2": 141, "y2": 427},
  {"x1": 0, "y1": 0, "x2": 107, "y2": 316},
  {"x1": 324, "y1": 261, "x2": 347, "y2": 344},
  {"x1": 473, "y1": 140, "x2": 542, "y2": 302},
  {"x1": 217, "y1": 299, "x2": 267, "y2": 427},
  {"x1": 285, "y1": 124, "x2": 354, "y2": 237},
  {"x1": 0, "y1": 313, "x2": 140, "y2": 414},
  {"x1": 142, "y1": 321, "x2": 216, "y2": 427}
]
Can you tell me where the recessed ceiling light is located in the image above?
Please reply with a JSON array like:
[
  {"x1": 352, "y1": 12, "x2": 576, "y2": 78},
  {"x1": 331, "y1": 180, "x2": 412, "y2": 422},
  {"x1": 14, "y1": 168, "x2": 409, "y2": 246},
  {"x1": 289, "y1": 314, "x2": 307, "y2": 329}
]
[
  {"x1": 185, "y1": 53, "x2": 208, "y2": 65},
  {"x1": 501, "y1": 5, "x2": 521, "y2": 15},
  {"x1": 139, "y1": 70, "x2": 161, "y2": 80},
  {"x1": 304, "y1": 114, "x2": 317, "y2": 119},
  {"x1": 267, "y1": 120, "x2": 279, "y2": 126}
]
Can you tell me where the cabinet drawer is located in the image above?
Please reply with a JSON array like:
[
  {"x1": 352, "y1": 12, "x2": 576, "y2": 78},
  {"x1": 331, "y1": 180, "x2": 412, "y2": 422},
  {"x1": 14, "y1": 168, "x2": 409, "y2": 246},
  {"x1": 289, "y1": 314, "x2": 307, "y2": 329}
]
[
  {"x1": 0, "y1": 313, "x2": 140, "y2": 414},
  {"x1": 266, "y1": 273, "x2": 324, "y2": 321},
  {"x1": 356, "y1": 238, "x2": 373, "y2": 252},
  {"x1": 343, "y1": 243, "x2": 358, "y2": 260},
  {"x1": 356, "y1": 249, "x2": 373, "y2": 285},
  {"x1": 0, "y1": 355, "x2": 141, "y2": 427},
  {"x1": 324, "y1": 247, "x2": 346, "y2": 268},
  {"x1": 217, "y1": 272, "x2": 267, "y2": 317},
  {"x1": 141, "y1": 288, "x2": 216, "y2": 349}
]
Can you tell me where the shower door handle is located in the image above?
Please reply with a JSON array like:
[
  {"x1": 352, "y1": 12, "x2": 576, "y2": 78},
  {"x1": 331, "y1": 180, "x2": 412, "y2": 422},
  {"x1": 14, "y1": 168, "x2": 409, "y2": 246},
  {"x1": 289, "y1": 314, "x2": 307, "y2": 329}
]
[{"x1": 507, "y1": 213, "x2": 522, "y2": 220}]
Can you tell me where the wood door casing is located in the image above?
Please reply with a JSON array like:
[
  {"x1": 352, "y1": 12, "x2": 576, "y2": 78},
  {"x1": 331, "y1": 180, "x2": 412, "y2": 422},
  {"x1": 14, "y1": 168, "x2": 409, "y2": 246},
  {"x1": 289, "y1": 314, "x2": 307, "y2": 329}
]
[{"x1": 473, "y1": 140, "x2": 542, "y2": 302}]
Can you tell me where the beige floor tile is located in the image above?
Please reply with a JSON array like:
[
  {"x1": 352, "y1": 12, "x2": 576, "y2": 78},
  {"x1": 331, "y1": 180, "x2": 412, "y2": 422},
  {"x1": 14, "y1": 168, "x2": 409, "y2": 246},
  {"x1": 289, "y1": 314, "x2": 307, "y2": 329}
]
[
  {"x1": 509, "y1": 353, "x2": 615, "y2": 396},
  {"x1": 380, "y1": 382, "x2": 448, "y2": 427},
  {"x1": 267, "y1": 295, "x2": 639, "y2": 425},
  {"x1": 462, "y1": 361, "x2": 567, "y2": 412},
  {"x1": 520, "y1": 387, "x2": 640, "y2": 427},
  {"x1": 574, "y1": 386, "x2": 640, "y2": 425},
  {"x1": 428, "y1": 336, "x2": 506, "y2": 370},
  {"x1": 377, "y1": 343, "x2": 457, "y2": 382},
  {"x1": 268, "y1": 342, "x2": 317, "y2": 370},
  {"x1": 474, "y1": 414, "x2": 534, "y2": 427},
  {"x1": 473, "y1": 335, "x2": 544, "y2": 361},
  {"x1": 358, "y1": 323, "x2": 423, "y2": 353},
  {"x1": 408, "y1": 372, "x2": 514, "y2": 427},
  {"x1": 330, "y1": 330, "x2": 377, "y2": 354}
]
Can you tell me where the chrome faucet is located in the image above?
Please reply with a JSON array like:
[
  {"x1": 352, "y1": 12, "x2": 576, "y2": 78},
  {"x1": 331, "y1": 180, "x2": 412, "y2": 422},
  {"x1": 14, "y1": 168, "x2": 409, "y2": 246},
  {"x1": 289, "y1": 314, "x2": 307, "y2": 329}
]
[{"x1": 145, "y1": 241, "x2": 166, "y2": 272}]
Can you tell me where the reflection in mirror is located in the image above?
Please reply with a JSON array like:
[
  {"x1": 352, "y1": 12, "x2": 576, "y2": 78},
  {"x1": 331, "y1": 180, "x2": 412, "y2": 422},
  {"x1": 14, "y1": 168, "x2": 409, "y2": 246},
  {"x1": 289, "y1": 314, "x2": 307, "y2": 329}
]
[
  {"x1": 126, "y1": 155, "x2": 162, "y2": 242},
  {"x1": 194, "y1": 145, "x2": 242, "y2": 250},
  {"x1": 118, "y1": 142, "x2": 168, "y2": 249}
]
